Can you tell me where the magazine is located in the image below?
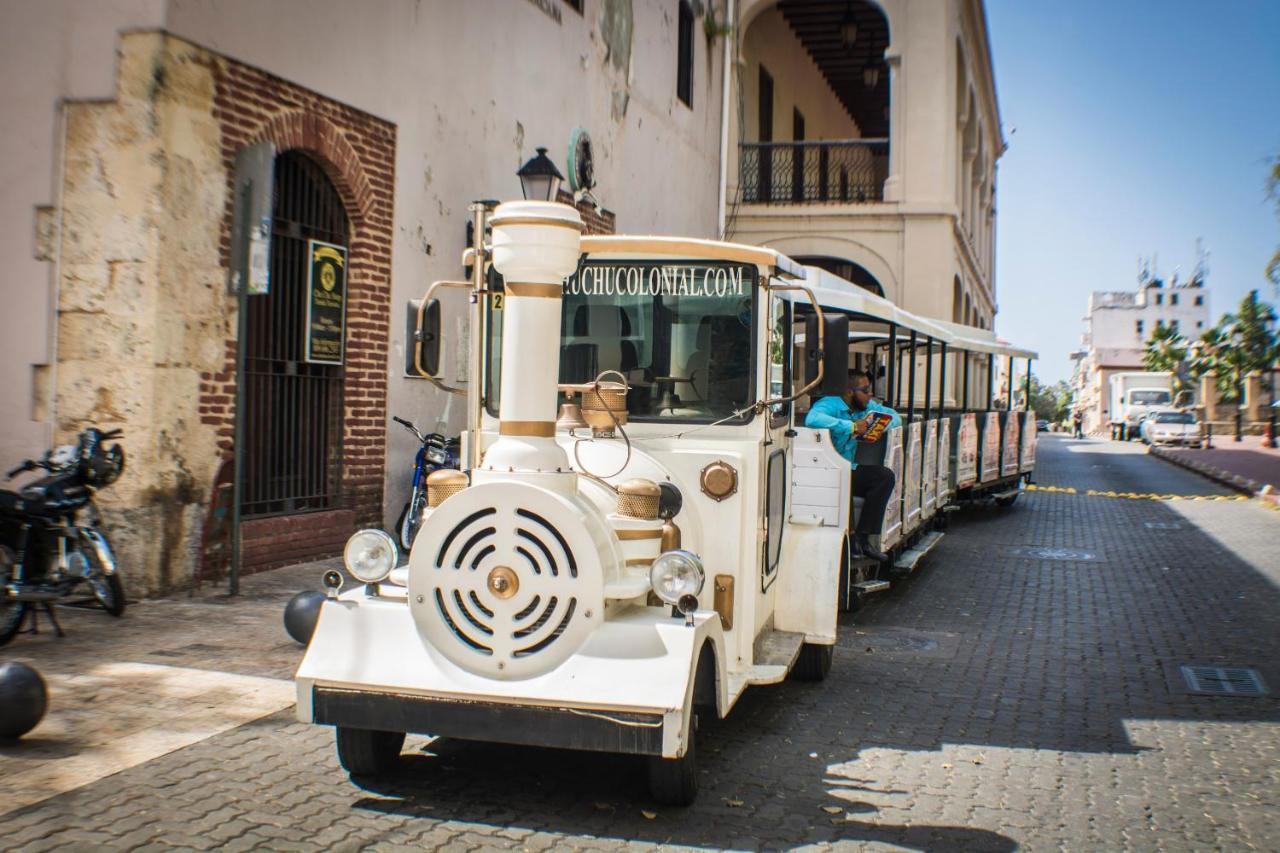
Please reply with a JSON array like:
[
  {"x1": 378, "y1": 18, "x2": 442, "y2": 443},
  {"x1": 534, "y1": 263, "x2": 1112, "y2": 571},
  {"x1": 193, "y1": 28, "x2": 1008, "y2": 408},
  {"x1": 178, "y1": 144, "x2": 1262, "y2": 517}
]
[{"x1": 860, "y1": 411, "x2": 895, "y2": 443}]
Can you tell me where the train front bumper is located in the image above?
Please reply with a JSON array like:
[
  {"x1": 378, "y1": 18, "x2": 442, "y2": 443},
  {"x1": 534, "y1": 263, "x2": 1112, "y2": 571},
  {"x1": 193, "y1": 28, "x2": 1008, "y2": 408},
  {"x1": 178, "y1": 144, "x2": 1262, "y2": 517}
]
[{"x1": 295, "y1": 588, "x2": 718, "y2": 758}]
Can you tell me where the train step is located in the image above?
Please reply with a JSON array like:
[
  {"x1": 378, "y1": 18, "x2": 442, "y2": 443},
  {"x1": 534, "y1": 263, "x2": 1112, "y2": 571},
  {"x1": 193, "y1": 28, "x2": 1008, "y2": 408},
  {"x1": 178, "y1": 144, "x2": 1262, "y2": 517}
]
[
  {"x1": 853, "y1": 579, "x2": 890, "y2": 594},
  {"x1": 894, "y1": 530, "x2": 944, "y2": 573}
]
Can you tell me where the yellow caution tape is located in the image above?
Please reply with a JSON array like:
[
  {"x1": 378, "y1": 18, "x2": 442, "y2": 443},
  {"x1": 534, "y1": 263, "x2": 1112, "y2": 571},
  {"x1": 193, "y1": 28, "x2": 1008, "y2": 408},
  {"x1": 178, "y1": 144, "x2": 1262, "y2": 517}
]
[{"x1": 1026, "y1": 484, "x2": 1249, "y2": 502}]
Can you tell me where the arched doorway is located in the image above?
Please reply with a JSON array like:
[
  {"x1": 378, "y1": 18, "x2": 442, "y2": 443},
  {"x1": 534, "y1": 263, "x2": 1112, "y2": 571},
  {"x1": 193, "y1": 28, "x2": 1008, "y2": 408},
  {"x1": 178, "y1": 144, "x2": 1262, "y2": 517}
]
[
  {"x1": 792, "y1": 255, "x2": 885, "y2": 297},
  {"x1": 241, "y1": 150, "x2": 349, "y2": 517}
]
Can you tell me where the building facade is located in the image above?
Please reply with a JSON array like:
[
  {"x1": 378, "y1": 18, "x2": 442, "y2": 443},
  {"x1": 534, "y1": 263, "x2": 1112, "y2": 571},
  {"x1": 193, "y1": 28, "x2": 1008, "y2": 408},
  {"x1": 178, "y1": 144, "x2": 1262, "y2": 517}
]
[
  {"x1": 1, "y1": 0, "x2": 1007, "y2": 596},
  {"x1": 725, "y1": 0, "x2": 1003, "y2": 329},
  {"x1": 1069, "y1": 270, "x2": 1210, "y2": 434},
  {"x1": 1, "y1": 0, "x2": 728, "y2": 594}
]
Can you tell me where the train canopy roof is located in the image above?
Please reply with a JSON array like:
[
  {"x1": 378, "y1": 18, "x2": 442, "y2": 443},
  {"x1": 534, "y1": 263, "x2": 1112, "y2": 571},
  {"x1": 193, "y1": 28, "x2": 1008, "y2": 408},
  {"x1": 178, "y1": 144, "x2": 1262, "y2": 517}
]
[
  {"x1": 779, "y1": 266, "x2": 955, "y2": 343},
  {"x1": 931, "y1": 319, "x2": 1038, "y2": 361},
  {"x1": 578, "y1": 236, "x2": 809, "y2": 280}
]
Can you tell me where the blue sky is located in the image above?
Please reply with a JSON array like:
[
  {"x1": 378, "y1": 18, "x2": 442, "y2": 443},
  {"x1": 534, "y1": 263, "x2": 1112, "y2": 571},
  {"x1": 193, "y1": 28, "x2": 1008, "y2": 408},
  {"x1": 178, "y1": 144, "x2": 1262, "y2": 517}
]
[{"x1": 986, "y1": 0, "x2": 1280, "y2": 383}]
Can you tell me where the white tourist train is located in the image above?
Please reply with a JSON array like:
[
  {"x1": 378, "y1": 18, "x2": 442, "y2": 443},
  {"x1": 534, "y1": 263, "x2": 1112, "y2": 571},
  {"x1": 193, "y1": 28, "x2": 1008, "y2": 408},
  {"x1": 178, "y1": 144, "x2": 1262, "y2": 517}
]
[{"x1": 295, "y1": 200, "x2": 1038, "y2": 804}]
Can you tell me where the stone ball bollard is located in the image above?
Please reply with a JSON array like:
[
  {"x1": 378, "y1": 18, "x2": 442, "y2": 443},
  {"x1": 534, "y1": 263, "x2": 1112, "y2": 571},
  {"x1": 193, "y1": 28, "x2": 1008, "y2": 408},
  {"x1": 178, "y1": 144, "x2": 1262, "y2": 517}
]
[
  {"x1": 0, "y1": 661, "x2": 48, "y2": 739},
  {"x1": 283, "y1": 590, "x2": 327, "y2": 645}
]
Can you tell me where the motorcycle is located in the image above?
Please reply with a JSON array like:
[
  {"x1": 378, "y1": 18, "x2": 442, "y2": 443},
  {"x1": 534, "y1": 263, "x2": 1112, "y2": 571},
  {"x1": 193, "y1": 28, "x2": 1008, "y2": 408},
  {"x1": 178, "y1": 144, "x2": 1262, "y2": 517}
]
[
  {"x1": 0, "y1": 428, "x2": 127, "y2": 645},
  {"x1": 392, "y1": 416, "x2": 460, "y2": 551}
]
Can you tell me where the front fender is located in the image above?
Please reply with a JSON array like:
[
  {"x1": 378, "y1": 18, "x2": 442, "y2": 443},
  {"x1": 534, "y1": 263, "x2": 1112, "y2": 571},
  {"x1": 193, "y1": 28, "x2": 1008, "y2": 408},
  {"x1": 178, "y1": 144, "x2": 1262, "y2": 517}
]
[{"x1": 80, "y1": 528, "x2": 118, "y2": 575}]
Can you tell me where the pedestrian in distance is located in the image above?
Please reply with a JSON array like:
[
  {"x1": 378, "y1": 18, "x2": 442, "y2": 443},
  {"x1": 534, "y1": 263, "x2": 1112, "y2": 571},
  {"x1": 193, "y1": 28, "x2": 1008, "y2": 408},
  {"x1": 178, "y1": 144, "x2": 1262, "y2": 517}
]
[
  {"x1": 1072, "y1": 411, "x2": 1084, "y2": 439},
  {"x1": 804, "y1": 369, "x2": 901, "y2": 561}
]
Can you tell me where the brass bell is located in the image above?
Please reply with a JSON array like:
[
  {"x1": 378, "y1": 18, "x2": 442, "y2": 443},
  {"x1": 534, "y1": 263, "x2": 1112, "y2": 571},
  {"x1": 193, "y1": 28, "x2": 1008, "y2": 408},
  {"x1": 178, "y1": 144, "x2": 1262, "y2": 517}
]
[{"x1": 556, "y1": 400, "x2": 589, "y2": 434}]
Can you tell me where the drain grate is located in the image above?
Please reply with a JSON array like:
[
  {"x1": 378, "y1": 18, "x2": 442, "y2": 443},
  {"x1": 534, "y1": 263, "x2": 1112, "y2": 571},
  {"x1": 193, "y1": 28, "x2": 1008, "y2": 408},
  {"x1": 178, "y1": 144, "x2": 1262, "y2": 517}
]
[
  {"x1": 1144, "y1": 521, "x2": 1182, "y2": 530},
  {"x1": 1009, "y1": 546, "x2": 1097, "y2": 562},
  {"x1": 1180, "y1": 665, "x2": 1267, "y2": 697}
]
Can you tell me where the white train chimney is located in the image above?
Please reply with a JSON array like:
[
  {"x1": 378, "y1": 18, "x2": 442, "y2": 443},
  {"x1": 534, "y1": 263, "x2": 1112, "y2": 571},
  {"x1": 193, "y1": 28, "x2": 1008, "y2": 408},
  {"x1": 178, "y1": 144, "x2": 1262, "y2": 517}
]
[{"x1": 477, "y1": 200, "x2": 583, "y2": 486}]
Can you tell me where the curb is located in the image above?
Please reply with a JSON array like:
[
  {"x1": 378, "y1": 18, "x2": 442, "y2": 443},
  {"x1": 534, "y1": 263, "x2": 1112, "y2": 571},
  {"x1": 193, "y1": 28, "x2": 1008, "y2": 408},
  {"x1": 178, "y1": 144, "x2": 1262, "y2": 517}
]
[{"x1": 1147, "y1": 445, "x2": 1280, "y2": 510}]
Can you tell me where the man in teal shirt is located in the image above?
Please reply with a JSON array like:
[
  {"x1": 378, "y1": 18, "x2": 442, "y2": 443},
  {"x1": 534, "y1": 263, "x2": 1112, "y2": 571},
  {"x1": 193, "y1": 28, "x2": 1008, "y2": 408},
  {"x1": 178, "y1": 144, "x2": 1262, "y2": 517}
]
[{"x1": 805, "y1": 369, "x2": 901, "y2": 561}]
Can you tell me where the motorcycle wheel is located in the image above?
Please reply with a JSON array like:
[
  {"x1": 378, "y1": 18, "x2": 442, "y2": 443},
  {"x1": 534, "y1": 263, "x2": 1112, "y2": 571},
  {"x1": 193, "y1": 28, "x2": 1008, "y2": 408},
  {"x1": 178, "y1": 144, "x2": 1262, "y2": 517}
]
[
  {"x1": 397, "y1": 490, "x2": 427, "y2": 551},
  {"x1": 0, "y1": 546, "x2": 23, "y2": 645},
  {"x1": 83, "y1": 547, "x2": 126, "y2": 616}
]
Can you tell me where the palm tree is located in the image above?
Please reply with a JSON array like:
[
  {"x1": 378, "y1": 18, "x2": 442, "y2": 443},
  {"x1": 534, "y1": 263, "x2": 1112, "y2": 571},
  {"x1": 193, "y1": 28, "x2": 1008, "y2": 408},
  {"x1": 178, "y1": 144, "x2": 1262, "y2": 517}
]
[
  {"x1": 1143, "y1": 323, "x2": 1189, "y2": 400},
  {"x1": 1200, "y1": 292, "x2": 1279, "y2": 440}
]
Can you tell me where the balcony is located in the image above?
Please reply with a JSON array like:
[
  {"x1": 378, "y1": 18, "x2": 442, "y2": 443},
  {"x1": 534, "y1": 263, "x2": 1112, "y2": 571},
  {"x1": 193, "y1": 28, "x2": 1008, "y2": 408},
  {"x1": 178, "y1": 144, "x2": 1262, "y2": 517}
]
[{"x1": 739, "y1": 139, "x2": 889, "y2": 205}]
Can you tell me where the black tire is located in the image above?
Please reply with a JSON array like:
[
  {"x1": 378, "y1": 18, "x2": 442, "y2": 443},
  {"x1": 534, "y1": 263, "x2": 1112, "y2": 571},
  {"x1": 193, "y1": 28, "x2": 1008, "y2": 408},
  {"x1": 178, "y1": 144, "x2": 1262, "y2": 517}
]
[
  {"x1": 0, "y1": 546, "x2": 23, "y2": 645},
  {"x1": 995, "y1": 493, "x2": 1019, "y2": 508},
  {"x1": 0, "y1": 602, "x2": 23, "y2": 647},
  {"x1": 83, "y1": 546, "x2": 126, "y2": 616},
  {"x1": 792, "y1": 642, "x2": 833, "y2": 682},
  {"x1": 837, "y1": 534, "x2": 857, "y2": 613},
  {"x1": 646, "y1": 722, "x2": 698, "y2": 806},
  {"x1": 397, "y1": 490, "x2": 427, "y2": 551},
  {"x1": 335, "y1": 727, "x2": 405, "y2": 776}
]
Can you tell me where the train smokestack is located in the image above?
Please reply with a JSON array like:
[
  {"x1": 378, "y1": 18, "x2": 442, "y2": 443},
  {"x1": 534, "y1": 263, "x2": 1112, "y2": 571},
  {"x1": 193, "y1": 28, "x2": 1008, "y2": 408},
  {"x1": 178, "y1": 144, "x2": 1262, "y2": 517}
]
[{"x1": 479, "y1": 201, "x2": 584, "y2": 482}]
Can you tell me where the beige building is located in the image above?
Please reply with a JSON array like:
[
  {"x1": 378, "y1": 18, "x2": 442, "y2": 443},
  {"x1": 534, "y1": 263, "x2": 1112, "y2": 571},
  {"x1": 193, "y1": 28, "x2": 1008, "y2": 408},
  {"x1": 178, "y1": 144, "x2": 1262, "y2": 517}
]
[
  {"x1": 1, "y1": 0, "x2": 1006, "y2": 596},
  {"x1": 725, "y1": 0, "x2": 1003, "y2": 329},
  {"x1": 1069, "y1": 269, "x2": 1210, "y2": 434}
]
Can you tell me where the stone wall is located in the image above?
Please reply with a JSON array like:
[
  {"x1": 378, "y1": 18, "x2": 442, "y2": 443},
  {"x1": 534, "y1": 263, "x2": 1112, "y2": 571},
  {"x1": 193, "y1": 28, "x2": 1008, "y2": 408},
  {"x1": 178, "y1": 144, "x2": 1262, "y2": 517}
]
[{"x1": 55, "y1": 32, "x2": 396, "y2": 594}]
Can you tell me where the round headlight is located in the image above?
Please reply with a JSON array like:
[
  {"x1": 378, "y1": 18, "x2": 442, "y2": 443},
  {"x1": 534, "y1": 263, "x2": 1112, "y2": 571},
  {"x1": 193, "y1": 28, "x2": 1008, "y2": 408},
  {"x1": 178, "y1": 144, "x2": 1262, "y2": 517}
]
[
  {"x1": 649, "y1": 549, "x2": 705, "y2": 606},
  {"x1": 343, "y1": 529, "x2": 398, "y2": 584}
]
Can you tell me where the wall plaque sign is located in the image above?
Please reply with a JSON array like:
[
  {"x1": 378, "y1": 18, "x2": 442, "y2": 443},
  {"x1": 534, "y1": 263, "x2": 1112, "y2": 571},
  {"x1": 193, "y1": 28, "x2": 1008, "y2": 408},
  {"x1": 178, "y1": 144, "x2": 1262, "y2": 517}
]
[{"x1": 306, "y1": 239, "x2": 347, "y2": 364}]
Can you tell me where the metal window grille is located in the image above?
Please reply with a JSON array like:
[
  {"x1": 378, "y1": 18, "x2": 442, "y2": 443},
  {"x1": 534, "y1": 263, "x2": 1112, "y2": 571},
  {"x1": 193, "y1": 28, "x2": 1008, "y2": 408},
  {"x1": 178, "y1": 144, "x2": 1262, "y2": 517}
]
[
  {"x1": 739, "y1": 140, "x2": 888, "y2": 204},
  {"x1": 241, "y1": 151, "x2": 348, "y2": 518}
]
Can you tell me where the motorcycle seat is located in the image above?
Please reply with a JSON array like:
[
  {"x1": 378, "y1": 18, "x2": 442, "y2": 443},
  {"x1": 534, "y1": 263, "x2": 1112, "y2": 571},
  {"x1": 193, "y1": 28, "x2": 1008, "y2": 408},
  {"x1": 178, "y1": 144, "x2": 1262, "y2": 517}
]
[
  {"x1": 0, "y1": 489, "x2": 31, "y2": 514},
  {"x1": 6, "y1": 474, "x2": 88, "y2": 515}
]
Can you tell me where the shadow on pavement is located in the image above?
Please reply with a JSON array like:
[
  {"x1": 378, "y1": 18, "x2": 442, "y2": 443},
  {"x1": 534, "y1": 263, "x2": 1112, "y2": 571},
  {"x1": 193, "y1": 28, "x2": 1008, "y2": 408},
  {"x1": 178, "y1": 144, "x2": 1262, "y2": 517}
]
[{"x1": 333, "y1": 436, "x2": 1276, "y2": 847}]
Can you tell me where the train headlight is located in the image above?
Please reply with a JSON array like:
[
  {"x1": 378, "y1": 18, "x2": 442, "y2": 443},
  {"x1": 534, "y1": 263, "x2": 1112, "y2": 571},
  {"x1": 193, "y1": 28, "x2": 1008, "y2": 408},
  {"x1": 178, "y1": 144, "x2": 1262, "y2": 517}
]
[
  {"x1": 649, "y1": 549, "x2": 705, "y2": 606},
  {"x1": 343, "y1": 529, "x2": 398, "y2": 584}
]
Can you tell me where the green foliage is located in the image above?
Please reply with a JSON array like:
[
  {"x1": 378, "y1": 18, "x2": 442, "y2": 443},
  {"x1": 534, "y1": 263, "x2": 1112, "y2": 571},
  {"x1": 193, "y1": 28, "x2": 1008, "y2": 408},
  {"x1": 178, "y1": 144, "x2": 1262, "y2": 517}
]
[
  {"x1": 1192, "y1": 291, "x2": 1278, "y2": 405},
  {"x1": 1027, "y1": 376, "x2": 1071, "y2": 422},
  {"x1": 1142, "y1": 323, "x2": 1190, "y2": 397}
]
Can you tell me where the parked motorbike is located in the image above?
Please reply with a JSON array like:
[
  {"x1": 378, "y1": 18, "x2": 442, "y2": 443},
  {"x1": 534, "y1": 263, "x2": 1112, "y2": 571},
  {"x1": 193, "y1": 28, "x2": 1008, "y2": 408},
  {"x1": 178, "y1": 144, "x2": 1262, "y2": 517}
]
[
  {"x1": 392, "y1": 416, "x2": 460, "y2": 551},
  {"x1": 0, "y1": 428, "x2": 127, "y2": 645}
]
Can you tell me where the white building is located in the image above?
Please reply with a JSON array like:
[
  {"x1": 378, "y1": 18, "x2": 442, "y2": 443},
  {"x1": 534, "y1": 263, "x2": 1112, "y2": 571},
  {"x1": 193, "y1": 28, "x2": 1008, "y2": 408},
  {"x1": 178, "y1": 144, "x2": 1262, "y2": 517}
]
[
  {"x1": 1, "y1": 0, "x2": 1009, "y2": 595},
  {"x1": 1069, "y1": 269, "x2": 1210, "y2": 433}
]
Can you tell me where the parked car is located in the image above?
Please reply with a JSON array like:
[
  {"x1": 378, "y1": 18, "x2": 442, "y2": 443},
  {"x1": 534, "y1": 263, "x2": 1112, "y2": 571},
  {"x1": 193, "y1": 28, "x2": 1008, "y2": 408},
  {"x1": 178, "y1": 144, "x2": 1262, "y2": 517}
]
[
  {"x1": 1139, "y1": 409, "x2": 1201, "y2": 447},
  {"x1": 1036, "y1": 419, "x2": 1049, "y2": 432}
]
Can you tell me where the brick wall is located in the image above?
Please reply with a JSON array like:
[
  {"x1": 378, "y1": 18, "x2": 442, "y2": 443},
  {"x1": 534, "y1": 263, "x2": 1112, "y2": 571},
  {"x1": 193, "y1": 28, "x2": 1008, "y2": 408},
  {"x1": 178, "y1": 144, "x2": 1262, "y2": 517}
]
[
  {"x1": 203, "y1": 56, "x2": 396, "y2": 574},
  {"x1": 556, "y1": 190, "x2": 616, "y2": 235}
]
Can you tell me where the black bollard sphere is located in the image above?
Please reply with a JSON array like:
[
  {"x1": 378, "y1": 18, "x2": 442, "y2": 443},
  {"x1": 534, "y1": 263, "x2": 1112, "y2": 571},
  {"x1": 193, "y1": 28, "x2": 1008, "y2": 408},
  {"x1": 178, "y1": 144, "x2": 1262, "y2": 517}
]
[
  {"x1": 283, "y1": 590, "x2": 327, "y2": 645},
  {"x1": 0, "y1": 661, "x2": 48, "y2": 739}
]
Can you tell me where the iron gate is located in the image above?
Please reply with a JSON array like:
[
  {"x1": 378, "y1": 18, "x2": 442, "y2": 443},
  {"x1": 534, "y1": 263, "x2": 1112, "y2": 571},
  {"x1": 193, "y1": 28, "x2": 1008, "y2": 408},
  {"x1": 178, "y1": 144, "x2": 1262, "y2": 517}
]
[{"x1": 241, "y1": 151, "x2": 348, "y2": 517}]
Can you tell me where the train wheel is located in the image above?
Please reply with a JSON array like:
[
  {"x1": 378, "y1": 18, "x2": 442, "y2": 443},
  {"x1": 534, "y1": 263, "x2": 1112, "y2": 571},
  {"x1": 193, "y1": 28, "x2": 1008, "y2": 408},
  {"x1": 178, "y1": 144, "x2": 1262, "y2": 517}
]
[
  {"x1": 792, "y1": 643, "x2": 833, "y2": 682},
  {"x1": 646, "y1": 716, "x2": 698, "y2": 805},
  {"x1": 995, "y1": 493, "x2": 1019, "y2": 508},
  {"x1": 335, "y1": 727, "x2": 405, "y2": 777}
]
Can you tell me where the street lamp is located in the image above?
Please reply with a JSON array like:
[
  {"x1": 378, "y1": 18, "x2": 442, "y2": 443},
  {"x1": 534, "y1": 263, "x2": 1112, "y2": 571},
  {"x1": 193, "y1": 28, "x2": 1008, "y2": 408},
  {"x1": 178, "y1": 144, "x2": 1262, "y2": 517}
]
[{"x1": 517, "y1": 147, "x2": 564, "y2": 202}]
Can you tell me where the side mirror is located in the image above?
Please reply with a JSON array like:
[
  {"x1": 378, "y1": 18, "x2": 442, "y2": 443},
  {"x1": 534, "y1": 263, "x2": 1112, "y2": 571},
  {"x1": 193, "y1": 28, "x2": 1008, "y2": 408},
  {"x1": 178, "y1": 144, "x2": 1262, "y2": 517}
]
[
  {"x1": 804, "y1": 313, "x2": 849, "y2": 398},
  {"x1": 405, "y1": 297, "x2": 441, "y2": 378}
]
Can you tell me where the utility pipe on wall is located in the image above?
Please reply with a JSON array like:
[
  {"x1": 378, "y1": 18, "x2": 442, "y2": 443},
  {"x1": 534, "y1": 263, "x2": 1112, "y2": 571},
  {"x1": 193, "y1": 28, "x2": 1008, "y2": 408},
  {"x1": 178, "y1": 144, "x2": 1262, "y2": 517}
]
[{"x1": 716, "y1": 0, "x2": 735, "y2": 239}]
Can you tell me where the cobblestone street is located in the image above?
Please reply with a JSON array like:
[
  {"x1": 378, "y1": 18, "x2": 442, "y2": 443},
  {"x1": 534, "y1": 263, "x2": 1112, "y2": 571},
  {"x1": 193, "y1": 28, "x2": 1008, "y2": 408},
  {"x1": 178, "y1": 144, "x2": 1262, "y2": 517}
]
[{"x1": 2, "y1": 434, "x2": 1277, "y2": 851}]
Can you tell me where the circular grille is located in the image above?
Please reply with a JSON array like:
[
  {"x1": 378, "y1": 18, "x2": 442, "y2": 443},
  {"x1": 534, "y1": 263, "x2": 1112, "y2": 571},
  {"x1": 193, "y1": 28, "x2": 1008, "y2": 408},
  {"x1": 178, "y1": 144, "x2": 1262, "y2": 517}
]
[{"x1": 407, "y1": 481, "x2": 605, "y2": 680}]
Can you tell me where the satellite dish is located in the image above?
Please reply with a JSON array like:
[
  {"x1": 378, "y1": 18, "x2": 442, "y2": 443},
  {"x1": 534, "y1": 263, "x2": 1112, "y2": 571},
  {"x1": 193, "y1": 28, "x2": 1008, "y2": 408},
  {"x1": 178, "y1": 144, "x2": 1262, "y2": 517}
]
[{"x1": 567, "y1": 127, "x2": 595, "y2": 193}]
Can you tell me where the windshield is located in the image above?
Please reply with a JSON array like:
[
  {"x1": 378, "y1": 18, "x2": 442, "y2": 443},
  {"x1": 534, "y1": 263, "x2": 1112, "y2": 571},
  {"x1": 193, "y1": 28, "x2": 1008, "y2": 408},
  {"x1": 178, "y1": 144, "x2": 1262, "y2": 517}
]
[
  {"x1": 1130, "y1": 389, "x2": 1171, "y2": 405},
  {"x1": 486, "y1": 260, "x2": 759, "y2": 423},
  {"x1": 1153, "y1": 412, "x2": 1195, "y2": 424}
]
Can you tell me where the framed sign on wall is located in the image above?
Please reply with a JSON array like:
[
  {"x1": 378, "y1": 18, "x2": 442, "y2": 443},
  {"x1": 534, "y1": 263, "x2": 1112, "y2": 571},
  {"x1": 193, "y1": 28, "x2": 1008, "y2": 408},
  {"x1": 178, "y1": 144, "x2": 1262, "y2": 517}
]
[{"x1": 306, "y1": 239, "x2": 347, "y2": 364}]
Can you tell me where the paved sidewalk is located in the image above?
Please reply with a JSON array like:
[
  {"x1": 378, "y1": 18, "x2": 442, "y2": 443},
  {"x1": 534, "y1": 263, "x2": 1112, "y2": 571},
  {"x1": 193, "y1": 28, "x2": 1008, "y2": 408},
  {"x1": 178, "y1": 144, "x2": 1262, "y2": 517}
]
[
  {"x1": 1, "y1": 436, "x2": 1278, "y2": 850},
  {"x1": 1149, "y1": 433, "x2": 1280, "y2": 504},
  {"x1": 1, "y1": 560, "x2": 335, "y2": 816}
]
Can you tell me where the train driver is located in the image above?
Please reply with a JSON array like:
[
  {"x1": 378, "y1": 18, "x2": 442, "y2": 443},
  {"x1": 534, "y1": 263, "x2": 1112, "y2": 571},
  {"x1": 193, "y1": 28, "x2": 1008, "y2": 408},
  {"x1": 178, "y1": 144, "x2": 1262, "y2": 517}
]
[{"x1": 804, "y1": 369, "x2": 902, "y2": 561}]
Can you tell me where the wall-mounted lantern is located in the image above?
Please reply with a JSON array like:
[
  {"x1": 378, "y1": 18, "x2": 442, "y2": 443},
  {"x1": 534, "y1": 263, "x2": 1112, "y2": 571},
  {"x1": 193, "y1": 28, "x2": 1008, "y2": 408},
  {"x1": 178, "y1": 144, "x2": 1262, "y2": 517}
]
[{"x1": 517, "y1": 147, "x2": 564, "y2": 202}]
